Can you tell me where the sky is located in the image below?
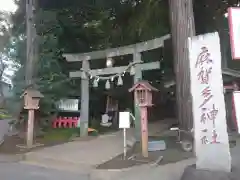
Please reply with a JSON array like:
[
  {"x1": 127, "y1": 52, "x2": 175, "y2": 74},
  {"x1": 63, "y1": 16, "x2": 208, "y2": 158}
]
[
  {"x1": 0, "y1": 0, "x2": 17, "y2": 13},
  {"x1": 0, "y1": 0, "x2": 18, "y2": 85}
]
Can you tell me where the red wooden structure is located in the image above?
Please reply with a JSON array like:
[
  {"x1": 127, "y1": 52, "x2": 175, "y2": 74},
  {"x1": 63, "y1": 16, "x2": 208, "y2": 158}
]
[
  {"x1": 129, "y1": 81, "x2": 158, "y2": 157},
  {"x1": 52, "y1": 117, "x2": 97, "y2": 133},
  {"x1": 52, "y1": 117, "x2": 79, "y2": 128}
]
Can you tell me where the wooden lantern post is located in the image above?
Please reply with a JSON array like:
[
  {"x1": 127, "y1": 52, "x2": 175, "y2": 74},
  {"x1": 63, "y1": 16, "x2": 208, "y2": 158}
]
[
  {"x1": 21, "y1": 87, "x2": 44, "y2": 148},
  {"x1": 129, "y1": 81, "x2": 158, "y2": 157}
]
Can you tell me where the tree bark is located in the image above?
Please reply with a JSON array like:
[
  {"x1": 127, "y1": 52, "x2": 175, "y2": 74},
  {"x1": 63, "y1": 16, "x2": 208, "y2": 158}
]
[
  {"x1": 169, "y1": 0, "x2": 196, "y2": 131},
  {"x1": 25, "y1": 0, "x2": 38, "y2": 86}
]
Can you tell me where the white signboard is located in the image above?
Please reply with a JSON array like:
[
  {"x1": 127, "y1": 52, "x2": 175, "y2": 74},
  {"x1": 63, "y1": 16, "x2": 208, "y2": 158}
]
[
  {"x1": 233, "y1": 91, "x2": 240, "y2": 133},
  {"x1": 57, "y1": 99, "x2": 79, "y2": 111},
  {"x1": 188, "y1": 32, "x2": 231, "y2": 172},
  {"x1": 228, "y1": 7, "x2": 240, "y2": 59},
  {"x1": 119, "y1": 112, "x2": 130, "y2": 129}
]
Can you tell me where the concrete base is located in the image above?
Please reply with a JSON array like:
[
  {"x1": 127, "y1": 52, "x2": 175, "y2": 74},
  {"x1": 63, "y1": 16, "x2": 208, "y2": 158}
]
[{"x1": 181, "y1": 165, "x2": 239, "y2": 180}]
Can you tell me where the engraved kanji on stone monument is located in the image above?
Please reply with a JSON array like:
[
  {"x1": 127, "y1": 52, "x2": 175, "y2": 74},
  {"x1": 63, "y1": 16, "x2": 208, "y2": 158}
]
[{"x1": 188, "y1": 32, "x2": 231, "y2": 172}]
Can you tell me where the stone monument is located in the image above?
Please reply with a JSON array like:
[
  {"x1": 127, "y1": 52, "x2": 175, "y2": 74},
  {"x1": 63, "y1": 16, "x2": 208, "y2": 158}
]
[{"x1": 182, "y1": 32, "x2": 233, "y2": 180}]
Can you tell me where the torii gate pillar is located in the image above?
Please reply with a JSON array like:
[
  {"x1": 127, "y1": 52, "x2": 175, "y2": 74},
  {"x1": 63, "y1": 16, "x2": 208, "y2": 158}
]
[
  {"x1": 80, "y1": 60, "x2": 90, "y2": 137},
  {"x1": 133, "y1": 52, "x2": 142, "y2": 141}
]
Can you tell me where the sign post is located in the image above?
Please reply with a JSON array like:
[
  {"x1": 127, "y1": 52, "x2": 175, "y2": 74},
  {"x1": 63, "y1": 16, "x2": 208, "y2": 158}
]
[
  {"x1": 140, "y1": 106, "x2": 148, "y2": 157},
  {"x1": 123, "y1": 128, "x2": 127, "y2": 159},
  {"x1": 21, "y1": 87, "x2": 44, "y2": 149},
  {"x1": 188, "y1": 32, "x2": 231, "y2": 172},
  {"x1": 119, "y1": 111, "x2": 131, "y2": 160}
]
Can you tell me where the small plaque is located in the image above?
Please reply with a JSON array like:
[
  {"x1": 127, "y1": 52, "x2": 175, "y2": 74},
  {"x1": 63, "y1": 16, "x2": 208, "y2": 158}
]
[{"x1": 119, "y1": 112, "x2": 130, "y2": 129}]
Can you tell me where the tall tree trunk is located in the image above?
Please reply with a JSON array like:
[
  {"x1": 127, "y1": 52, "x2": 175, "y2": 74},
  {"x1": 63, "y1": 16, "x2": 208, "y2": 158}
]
[
  {"x1": 25, "y1": 0, "x2": 38, "y2": 86},
  {"x1": 169, "y1": 0, "x2": 196, "y2": 131}
]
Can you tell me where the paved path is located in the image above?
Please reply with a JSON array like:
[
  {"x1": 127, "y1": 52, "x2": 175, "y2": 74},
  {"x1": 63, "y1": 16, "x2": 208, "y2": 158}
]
[
  {"x1": 0, "y1": 162, "x2": 89, "y2": 180},
  {"x1": 23, "y1": 129, "x2": 137, "y2": 172},
  {"x1": 23, "y1": 121, "x2": 171, "y2": 168},
  {"x1": 114, "y1": 159, "x2": 195, "y2": 180},
  {"x1": 115, "y1": 138, "x2": 240, "y2": 180}
]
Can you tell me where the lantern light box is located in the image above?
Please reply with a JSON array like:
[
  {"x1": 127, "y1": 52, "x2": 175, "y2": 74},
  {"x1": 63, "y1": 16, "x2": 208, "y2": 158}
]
[
  {"x1": 129, "y1": 81, "x2": 158, "y2": 107},
  {"x1": 21, "y1": 88, "x2": 44, "y2": 110}
]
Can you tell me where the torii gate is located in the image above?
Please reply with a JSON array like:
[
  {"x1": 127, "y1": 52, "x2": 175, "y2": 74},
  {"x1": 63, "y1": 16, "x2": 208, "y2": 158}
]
[{"x1": 63, "y1": 34, "x2": 170, "y2": 138}]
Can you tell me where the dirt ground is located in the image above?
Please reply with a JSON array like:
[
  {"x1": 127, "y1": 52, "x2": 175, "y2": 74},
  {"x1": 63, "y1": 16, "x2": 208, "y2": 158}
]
[
  {"x1": 96, "y1": 133, "x2": 238, "y2": 170},
  {"x1": 0, "y1": 133, "x2": 97, "y2": 155},
  {"x1": 0, "y1": 135, "x2": 70, "y2": 154},
  {"x1": 96, "y1": 135, "x2": 194, "y2": 169}
]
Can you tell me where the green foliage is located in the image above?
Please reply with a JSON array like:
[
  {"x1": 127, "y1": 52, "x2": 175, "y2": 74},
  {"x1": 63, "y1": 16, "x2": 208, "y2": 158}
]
[
  {"x1": 42, "y1": 128, "x2": 78, "y2": 142},
  {"x1": 42, "y1": 127, "x2": 99, "y2": 142},
  {"x1": 7, "y1": 0, "x2": 240, "y2": 120},
  {"x1": 0, "y1": 108, "x2": 12, "y2": 120},
  {"x1": 35, "y1": 10, "x2": 76, "y2": 115},
  {"x1": 10, "y1": 9, "x2": 79, "y2": 116},
  {"x1": 125, "y1": 0, "x2": 170, "y2": 41},
  {"x1": 8, "y1": 0, "x2": 171, "y2": 118},
  {"x1": 194, "y1": 0, "x2": 240, "y2": 33}
]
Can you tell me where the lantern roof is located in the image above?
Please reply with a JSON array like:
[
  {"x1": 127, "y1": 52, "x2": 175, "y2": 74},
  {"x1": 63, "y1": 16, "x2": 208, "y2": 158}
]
[
  {"x1": 20, "y1": 88, "x2": 44, "y2": 98},
  {"x1": 129, "y1": 80, "x2": 158, "y2": 92}
]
